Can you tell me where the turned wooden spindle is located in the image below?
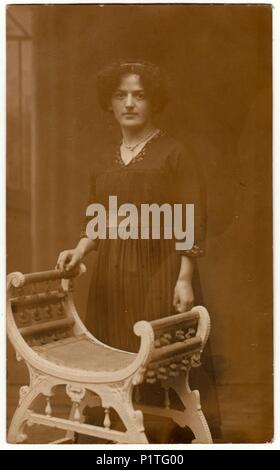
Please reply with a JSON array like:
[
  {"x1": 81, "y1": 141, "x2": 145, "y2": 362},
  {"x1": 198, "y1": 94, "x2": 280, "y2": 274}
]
[
  {"x1": 157, "y1": 365, "x2": 168, "y2": 380},
  {"x1": 104, "y1": 408, "x2": 111, "y2": 429},
  {"x1": 46, "y1": 281, "x2": 51, "y2": 292},
  {"x1": 180, "y1": 357, "x2": 189, "y2": 371},
  {"x1": 45, "y1": 304, "x2": 52, "y2": 319},
  {"x1": 169, "y1": 362, "x2": 179, "y2": 377},
  {"x1": 33, "y1": 307, "x2": 42, "y2": 322},
  {"x1": 154, "y1": 339, "x2": 161, "y2": 348},
  {"x1": 185, "y1": 327, "x2": 196, "y2": 340},
  {"x1": 146, "y1": 378, "x2": 157, "y2": 384},
  {"x1": 157, "y1": 373, "x2": 168, "y2": 380},
  {"x1": 45, "y1": 396, "x2": 52, "y2": 417},
  {"x1": 175, "y1": 329, "x2": 185, "y2": 342},
  {"x1": 163, "y1": 333, "x2": 172, "y2": 341},
  {"x1": 146, "y1": 369, "x2": 156, "y2": 383},
  {"x1": 73, "y1": 403, "x2": 81, "y2": 421},
  {"x1": 57, "y1": 303, "x2": 64, "y2": 316},
  {"x1": 164, "y1": 388, "x2": 170, "y2": 409},
  {"x1": 155, "y1": 332, "x2": 172, "y2": 347},
  {"x1": 159, "y1": 336, "x2": 170, "y2": 346}
]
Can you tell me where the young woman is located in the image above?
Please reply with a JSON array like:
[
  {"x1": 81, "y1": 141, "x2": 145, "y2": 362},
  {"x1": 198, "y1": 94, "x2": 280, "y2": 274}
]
[
  {"x1": 56, "y1": 60, "x2": 206, "y2": 353},
  {"x1": 56, "y1": 60, "x2": 221, "y2": 439}
]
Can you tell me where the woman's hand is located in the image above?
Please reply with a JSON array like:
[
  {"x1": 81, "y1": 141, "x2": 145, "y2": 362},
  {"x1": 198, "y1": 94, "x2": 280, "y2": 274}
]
[
  {"x1": 173, "y1": 279, "x2": 194, "y2": 313},
  {"x1": 55, "y1": 248, "x2": 83, "y2": 272},
  {"x1": 55, "y1": 239, "x2": 97, "y2": 272}
]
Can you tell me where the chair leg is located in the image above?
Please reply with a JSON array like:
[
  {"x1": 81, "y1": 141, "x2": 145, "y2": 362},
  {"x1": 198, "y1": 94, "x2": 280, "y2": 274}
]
[
  {"x1": 7, "y1": 383, "x2": 45, "y2": 443},
  {"x1": 170, "y1": 377, "x2": 213, "y2": 444},
  {"x1": 65, "y1": 403, "x2": 81, "y2": 443},
  {"x1": 112, "y1": 401, "x2": 149, "y2": 444}
]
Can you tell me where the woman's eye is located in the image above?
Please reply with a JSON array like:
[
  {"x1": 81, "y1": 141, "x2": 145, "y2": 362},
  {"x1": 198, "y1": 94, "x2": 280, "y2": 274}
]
[
  {"x1": 113, "y1": 92, "x2": 125, "y2": 99},
  {"x1": 136, "y1": 93, "x2": 145, "y2": 100}
]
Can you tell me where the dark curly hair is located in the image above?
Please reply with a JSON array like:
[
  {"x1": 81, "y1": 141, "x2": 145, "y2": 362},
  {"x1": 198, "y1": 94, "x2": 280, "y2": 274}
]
[{"x1": 97, "y1": 60, "x2": 169, "y2": 113}]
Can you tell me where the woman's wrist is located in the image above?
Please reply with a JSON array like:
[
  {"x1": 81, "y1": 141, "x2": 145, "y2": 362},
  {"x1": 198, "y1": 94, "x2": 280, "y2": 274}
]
[
  {"x1": 75, "y1": 246, "x2": 85, "y2": 259},
  {"x1": 76, "y1": 238, "x2": 97, "y2": 258},
  {"x1": 75, "y1": 240, "x2": 87, "y2": 259},
  {"x1": 177, "y1": 255, "x2": 194, "y2": 283},
  {"x1": 177, "y1": 275, "x2": 192, "y2": 283}
]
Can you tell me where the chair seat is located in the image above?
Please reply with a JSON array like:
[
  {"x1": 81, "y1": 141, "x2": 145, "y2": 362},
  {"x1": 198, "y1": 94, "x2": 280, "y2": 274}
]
[{"x1": 34, "y1": 335, "x2": 136, "y2": 372}]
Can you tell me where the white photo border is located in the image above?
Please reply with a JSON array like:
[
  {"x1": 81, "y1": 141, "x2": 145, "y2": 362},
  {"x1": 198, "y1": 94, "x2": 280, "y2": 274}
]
[{"x1": 1, "y1": 0, "x2": 279, "y2": 450}]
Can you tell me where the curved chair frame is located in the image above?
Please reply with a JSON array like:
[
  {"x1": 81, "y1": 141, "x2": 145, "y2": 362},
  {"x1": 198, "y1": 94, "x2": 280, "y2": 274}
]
[{"x1": 7, "y1": 265, "x2": 212, "y2": 444}]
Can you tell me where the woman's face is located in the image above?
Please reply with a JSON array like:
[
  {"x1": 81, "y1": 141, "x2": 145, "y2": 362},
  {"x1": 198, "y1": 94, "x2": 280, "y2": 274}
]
[{"x1": 111, "y1": 74, "x2": 153, "y2": 130}]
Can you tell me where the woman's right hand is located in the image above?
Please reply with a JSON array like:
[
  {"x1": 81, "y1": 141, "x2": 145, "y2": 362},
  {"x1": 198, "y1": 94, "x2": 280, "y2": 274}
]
[{"x1": 55, "y1": 248, "x2": 83, "y2": 272}]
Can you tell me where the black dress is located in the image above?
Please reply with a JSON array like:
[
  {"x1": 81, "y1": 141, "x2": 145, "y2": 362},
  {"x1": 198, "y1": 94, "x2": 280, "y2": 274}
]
[
  {"x1": 81, "y1": 131, "x2": 206, "y2": 352},
  {"x1": 80, "y1": 130, "x2": 221, "y2": 438}
]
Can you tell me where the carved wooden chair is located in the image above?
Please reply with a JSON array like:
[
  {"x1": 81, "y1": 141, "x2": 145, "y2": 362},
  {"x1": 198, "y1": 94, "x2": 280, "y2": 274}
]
[{"x1": 7, "y1": 265, "x2": 213, "y2": 444}]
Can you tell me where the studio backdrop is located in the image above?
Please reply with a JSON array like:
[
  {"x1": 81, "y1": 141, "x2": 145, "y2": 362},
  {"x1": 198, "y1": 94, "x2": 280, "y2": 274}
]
[{"x1": 7, "y1": 4, "x2": 273, "y2": 443}]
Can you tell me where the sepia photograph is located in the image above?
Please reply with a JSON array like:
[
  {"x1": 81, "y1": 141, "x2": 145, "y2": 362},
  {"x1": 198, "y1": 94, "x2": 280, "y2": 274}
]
[{"x1": 6, "y1": 2, "x2": 273, "y2": 445}]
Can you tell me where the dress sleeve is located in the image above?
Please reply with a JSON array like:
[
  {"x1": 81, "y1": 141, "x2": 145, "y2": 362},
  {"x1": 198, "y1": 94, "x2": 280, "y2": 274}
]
[
  {"x1": 79, "y1": 171, "x2": 100, "y2": 250},
  {"x1": 170, "y1": 145, "x2": 207, "y2": 257}
]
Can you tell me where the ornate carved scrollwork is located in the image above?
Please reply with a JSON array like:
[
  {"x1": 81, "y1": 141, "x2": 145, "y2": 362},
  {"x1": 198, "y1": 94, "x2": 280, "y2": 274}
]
[
  {"x1": 190, "y1": 352, "x2": 201, "y2": 367},
  {"x1": 28, "y1": 366, "x2": 44, "y2": 387},
  {"x1": 19, "y1": 385, "x2": 30, "y2": 405},
  {"x1": 7, "y1": 272, "x2": 25, "y2": 289},
  {"x1": 66, "y1": 384, "x2": 86, "y2": 403},
  {"x1": 131, "y1": 409, "x2": 145, "y2": 432},
  {"x1": 132, "y1": 366, "x2": 146, "y2": 385}
]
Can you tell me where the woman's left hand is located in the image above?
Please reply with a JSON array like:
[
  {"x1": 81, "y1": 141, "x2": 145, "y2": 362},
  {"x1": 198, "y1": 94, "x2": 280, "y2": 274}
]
[{"x1": 173, "y1": 279, "x2": 194, "y2": 313}]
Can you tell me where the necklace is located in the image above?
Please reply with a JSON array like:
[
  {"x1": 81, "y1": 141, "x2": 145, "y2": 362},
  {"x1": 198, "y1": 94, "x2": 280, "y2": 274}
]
[
  {"x1": 115, "y1": 129, "x2": 164, "y2": 167},
  {"x1": 122, "y1": 128, "x2": 159, "y2": 152}
]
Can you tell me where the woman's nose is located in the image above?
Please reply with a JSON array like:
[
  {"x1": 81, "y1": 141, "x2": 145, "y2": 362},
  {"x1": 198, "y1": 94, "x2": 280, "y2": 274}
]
[{"x1": 125, "y1": 94, "x2": 134, "y2": 108}]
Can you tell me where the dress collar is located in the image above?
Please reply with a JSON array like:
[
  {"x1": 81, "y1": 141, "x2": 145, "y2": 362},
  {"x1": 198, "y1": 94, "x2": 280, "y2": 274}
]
[{"x1": 115, "y1": 129, "x2": 165, "y2": 167}]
